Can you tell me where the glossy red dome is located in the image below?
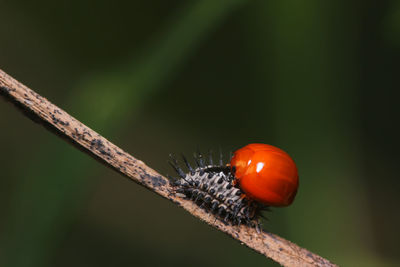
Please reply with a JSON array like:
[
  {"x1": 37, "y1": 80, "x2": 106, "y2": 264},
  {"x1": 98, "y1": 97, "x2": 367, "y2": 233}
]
[{"x1": 230, "y1": 143, "x2": 299, "y2": 207}]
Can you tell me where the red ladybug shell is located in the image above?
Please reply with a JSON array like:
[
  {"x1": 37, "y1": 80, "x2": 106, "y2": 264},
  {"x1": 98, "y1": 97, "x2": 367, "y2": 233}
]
[{"x1": 230, "y1": 143, "x2": 299, "y2": 207}]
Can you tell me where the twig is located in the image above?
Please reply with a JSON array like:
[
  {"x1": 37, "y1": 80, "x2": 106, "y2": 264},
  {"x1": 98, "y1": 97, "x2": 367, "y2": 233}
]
[{"x1": 0, "y1": 69, "x2": 337, "y2": 267}]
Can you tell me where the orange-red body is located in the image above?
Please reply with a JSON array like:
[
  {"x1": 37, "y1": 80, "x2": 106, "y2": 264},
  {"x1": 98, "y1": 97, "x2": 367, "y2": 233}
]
[{"x1": 230, "y1": 143, "x2": 299, "y2": 207}]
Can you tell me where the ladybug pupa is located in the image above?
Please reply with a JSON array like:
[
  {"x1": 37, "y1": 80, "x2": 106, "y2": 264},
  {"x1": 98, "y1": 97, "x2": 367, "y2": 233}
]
[{"x1": 168, "y1": 143, "x2": 299, "y2": 230}]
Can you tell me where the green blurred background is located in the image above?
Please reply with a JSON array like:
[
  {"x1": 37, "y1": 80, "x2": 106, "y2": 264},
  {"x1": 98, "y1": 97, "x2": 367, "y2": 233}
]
[{"x1": 1, "y1": 0, "x2": 399, "y2": 266}]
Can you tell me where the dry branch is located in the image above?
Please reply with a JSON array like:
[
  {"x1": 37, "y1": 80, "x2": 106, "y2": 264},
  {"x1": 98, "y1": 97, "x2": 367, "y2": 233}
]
[{"x1": 0, "y1": 69, "x2": 337, "y2": 267}]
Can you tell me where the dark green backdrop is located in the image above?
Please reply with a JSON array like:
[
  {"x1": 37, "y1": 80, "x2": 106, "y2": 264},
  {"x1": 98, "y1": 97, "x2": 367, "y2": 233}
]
[{"x1": 1, "y1": 1, "x2": 399, "y2": 266}]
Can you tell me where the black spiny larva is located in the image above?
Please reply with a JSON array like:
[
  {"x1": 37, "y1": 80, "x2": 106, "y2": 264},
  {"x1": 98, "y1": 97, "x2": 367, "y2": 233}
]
[{"x1": 168, "y1": 150, "x2": 264, "y2": 229}]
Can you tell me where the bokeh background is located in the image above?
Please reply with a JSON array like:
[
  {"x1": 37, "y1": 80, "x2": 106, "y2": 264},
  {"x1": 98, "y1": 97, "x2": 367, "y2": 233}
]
[{"x1": 1, "y1": 1, "x2": 399, "y2": 266}]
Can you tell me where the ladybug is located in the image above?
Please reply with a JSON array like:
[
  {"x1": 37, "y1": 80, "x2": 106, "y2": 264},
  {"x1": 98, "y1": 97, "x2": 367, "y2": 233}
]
[
  {"x1": 169, "y1": 143, "x2": 299, "y2": 228},
  {"x1": 230, "y1": 143, "x2": 298, "y2": 207}
]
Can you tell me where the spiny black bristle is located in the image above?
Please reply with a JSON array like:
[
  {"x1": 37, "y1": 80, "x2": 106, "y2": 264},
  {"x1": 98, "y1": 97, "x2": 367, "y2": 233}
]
[
  {"x1": 181, "y1": 154, "x2": 194, "y2": 174},
  {"x1": 193, "y1": 148, "x2": 205, "y2": 168},
  {"x1": 198, "y1": 149, "x2": 205, "y2": 167},
  {"x1": 193, "y1": 152, "x2": 205, "y2": 175},
  {"x1": 219, "y1": 147, "x2": 223, "y2": 166},
  {"x1": 208, "y1": 149, "x2": 213, "y2": 165},
  {"x1": 168, "y1": 154, "x2": 186, "y2": 178},
  {"x1": 168, "y1": 162, "x2": 185, "y2": 179}
]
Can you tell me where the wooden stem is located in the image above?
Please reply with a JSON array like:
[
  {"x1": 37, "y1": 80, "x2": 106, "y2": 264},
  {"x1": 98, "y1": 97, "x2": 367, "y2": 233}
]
[{"x1": 0, "y1": 69, "x2": 337, "y2": 267}]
